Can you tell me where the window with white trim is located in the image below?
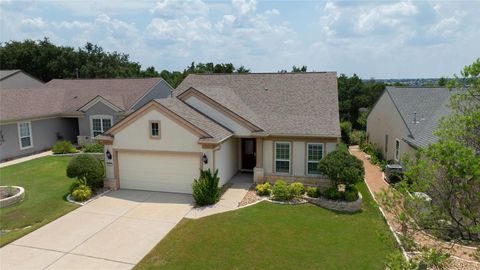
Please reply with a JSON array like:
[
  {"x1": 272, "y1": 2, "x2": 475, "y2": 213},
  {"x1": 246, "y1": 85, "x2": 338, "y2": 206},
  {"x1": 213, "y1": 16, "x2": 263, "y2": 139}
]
[
  {"x1": 395, "y1": 139, "x2": 400, "y2": 161},
  {"x1": 150, "y1": 121, "x2": 160, "y2": 138},
  {"x1": 307, "y1": 143, "x2": 323, "y2": 175},
  {"x1": 275, "y1": 142, "x2": 291, "y2": 174},
  {"x1": 90, "y1": 115, "x2": 112, "y2": 137},
  {"x1": 18, "y1": 122, "x2": 33, "y2": 149}
]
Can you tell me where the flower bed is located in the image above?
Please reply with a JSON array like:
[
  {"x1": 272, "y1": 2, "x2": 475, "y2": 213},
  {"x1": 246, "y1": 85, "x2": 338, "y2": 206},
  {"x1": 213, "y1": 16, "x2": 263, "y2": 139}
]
[{"x1": 0, "y1": 186, "x2": 25, "y2": 208}]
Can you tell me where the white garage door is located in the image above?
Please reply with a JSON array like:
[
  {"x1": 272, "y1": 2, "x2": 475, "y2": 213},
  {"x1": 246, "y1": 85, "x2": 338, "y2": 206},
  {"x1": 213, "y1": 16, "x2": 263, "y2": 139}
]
[{"x1": 118, "y1": 151, "x2": 200, "y2": 194}]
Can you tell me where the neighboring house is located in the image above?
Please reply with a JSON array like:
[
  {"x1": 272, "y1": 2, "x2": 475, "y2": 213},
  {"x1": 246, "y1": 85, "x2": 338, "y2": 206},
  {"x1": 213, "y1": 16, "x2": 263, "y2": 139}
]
[
  {"x1": 97, "y1": 72, "x2": 341, "y2": 194},
  {"x1": 0, "y1": 78, "x2": 172, "y2": 161},
  {"x1": 0, "y1": 70, "x2": 44, "y2": 89},
  {"x1": 366, "y1": 87, "x2": 452, "y2": 162}
]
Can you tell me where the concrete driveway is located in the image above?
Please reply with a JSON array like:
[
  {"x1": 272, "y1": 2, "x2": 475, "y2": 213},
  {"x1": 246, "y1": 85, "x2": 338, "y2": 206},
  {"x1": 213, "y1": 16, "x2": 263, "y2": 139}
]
[{"x1": 0, "y1": 190, "x2": 193, "y2": 270}]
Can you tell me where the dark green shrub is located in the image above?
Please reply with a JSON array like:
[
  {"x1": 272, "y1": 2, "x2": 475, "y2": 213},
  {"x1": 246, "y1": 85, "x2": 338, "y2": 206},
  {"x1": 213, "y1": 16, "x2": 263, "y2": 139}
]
[
  {"x1": 83, "y1": 143, "x2": 104, "y2": 153},
  {"x1": 192, "y1": 169, "x2": 220, "y2": 206},
  {"x1": 272, "y1": 179, "x2": 292, "y2": 201},
  {"x1": 306, "y1": 186, "x2": 320, "y2": 198},
  {"x1": 71, "y1": 185, "x2": 92, "y2": 202},
  {"x1": 350, "y1": 130, "x2": 366, "y2": 145},
  {"x1": 318, "y1": 149, "x2": 365, "y2": 187},
  {"x1": 66, "y1": 154, "x2": 104, "y2": 188},
  {"x1": 255, "y1": 182, "x2": 271, "y2": 196},
  {"x1": 324, "y1": 187, "x2": 341, "y2": 200},
  {"x1": 360, "y1": 141, "x2": 387, "y2": 170},
  {"x1": 340, "y1": 121, "x2": 352, "y2": 144},
  {"x1": 52, "y1": 140, "x2": 77, "y2": 154},
  {"x1": 344, "y1": 190, "x2": 358, "y2": 202},
  {"x1": 288, "y1": 182, "x2": 305, "y2": 198},
  {"x1": 69, "y1": 181, "x2": 81, "y2": 193}
]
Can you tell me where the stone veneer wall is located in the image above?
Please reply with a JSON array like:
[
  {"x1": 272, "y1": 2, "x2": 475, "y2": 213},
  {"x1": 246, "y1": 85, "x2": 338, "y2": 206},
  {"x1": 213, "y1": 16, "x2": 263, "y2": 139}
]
[
  {"x1": 0, "y1": 186, "x2": 25, "y2": 208},
  {"x1": 305, "y1": 192, "x2": 362, "y2": 213}
]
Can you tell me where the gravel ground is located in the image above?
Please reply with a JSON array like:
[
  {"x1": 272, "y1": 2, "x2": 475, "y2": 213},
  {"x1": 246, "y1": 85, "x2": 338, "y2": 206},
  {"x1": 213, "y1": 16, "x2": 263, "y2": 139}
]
[{"x1": 238, "y1": 185, "x2": 261, "y2": 207}]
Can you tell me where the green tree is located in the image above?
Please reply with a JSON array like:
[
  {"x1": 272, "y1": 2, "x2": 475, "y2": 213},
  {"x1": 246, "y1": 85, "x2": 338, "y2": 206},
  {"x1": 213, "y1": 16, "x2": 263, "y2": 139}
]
[
  {"x1": 291, "y1": 65, "x2": 307, "y2": 72},
  {"x1": 317, "y1": 148, "x2": 364, "y2": 187}
]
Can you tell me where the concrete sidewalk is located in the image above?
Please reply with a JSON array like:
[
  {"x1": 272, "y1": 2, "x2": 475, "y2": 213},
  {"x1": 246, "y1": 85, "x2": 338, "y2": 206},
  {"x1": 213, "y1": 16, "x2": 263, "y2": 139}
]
[
  {"x1": 185, "y1": 173, "x2": 252, "y2": 219},
  {"x1": 0, "y1": 151, "x2": 52, "y2": 168}
]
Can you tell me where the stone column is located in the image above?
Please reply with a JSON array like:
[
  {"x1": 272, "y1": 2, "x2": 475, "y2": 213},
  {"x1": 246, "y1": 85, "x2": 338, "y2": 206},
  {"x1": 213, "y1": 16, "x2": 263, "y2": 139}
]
[{"x1": 253, "y1": 137, "x2": 264, "y2": 183}]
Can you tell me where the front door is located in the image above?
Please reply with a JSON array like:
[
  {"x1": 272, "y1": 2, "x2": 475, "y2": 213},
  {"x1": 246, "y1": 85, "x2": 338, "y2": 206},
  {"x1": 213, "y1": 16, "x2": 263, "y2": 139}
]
[{"x1": 241, "y1": 138, "x2": 256, "y2": 170}]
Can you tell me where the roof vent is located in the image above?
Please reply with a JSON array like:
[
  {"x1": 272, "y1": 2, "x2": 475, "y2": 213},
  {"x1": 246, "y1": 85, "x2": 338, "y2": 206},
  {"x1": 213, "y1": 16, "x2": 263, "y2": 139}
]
[
  {"x1": 73, "y1": 96, "x2": 78, "y2": 99},
  {"x1": 264, "y1": 87, "x2": 268, "y2": 91},
  {"x1": 413, "y1": 112, "x2": 419, "y2": 124}
]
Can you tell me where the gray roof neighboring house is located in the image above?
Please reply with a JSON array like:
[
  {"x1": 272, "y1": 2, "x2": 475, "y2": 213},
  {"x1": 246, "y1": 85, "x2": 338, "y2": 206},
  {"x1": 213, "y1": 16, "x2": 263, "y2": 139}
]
[
  {"x1": 0, "y1": 78, "x2": 168, "y2": 122},
  {"x1": 386, "y1": 87, "x2": 453, "y2": 148},
  {"x1": 0, "y1": 70, "x2": 44, "y2": 89},
  {"x1": 0, "y1": 70, "x2": 21, "y2": 80},
  {"x1": 175, "y1": 72, "x2": 341, "y2": 137}
]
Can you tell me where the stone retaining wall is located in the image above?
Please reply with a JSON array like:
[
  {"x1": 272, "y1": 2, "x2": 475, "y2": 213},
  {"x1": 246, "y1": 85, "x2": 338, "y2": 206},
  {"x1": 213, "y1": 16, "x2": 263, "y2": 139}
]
[
  {"x1": 0, "y1": 186, "x2": 25, "y2": 208},
  {"x1": 305, "y1": 192, "x2": 362, "y2": 213},
  {"x1": 263, "y1": 175, "x2": 331, "y2": 188}
]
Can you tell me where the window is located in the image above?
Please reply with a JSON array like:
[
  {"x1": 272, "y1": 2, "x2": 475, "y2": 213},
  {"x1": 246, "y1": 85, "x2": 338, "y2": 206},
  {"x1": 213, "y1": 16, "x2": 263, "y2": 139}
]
[
  {"x1": 90, "y1": 115, "x2": 112, "y2": 137},
  {"x1": 149, "y1": 121, "x2": 161, "y2": 139},
  {"x1": 307, "y1": 143, "x2": 323, "y2": 175},
  {"x1": 395, "y1": 139, "x2": 400, "y2": 161},
  {"x1": 384, "y1": 134, "x2": 389, "y2": 154},
  {"x1": 275, "y1": 142, "x2": 291, "y2": 174},
  {"x1": 18, "y1": 122, "x2": 33, "y2": 149}
]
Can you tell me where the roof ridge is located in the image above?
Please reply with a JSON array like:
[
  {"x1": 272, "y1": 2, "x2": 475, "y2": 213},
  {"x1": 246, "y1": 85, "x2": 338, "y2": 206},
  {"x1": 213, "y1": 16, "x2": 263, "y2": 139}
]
[
  {"x1": 190, "y1": 71, "x2": 335, "y2": 75},
  {"x1": 48, "y1": 77, "x2": 162, "y2": 82}
]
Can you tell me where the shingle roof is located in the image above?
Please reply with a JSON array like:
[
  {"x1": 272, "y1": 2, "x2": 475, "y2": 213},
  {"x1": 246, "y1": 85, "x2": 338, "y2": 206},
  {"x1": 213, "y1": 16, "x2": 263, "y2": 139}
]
[
  {"x1": 175, "y1": 72, "x2": 341, "y2": 137},
  {"x1": 386, "y1": 87, "x2": 453, "y2": 148},
  {"x1": 0, "y1": 78, "x2": 164, "y2": 122},
  {"x1": 155, "y1": 98, "x2": 232, "y2": 143},
  {"x1": 0, "y1": 70, "x2": 20, "y2": 80}
]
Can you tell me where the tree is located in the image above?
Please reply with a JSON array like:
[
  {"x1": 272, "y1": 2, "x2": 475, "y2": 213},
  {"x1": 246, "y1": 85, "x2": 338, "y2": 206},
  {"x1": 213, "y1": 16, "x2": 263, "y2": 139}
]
[
  {"x1": 317, "y1": 148, "x2": 365, "y2": 187},
  {"x1": 66, "y1": 154, "x2": 104, "y2": 188},
  {"x1": 292, "y1": 65, "x2": 307, "y2": 72},
  {"x1": 438, "y1": 76, "x2": 448, "y2": 87}
]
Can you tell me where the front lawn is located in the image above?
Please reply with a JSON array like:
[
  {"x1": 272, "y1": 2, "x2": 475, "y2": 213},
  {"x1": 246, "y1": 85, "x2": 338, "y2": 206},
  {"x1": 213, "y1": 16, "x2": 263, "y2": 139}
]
[
  {"x1": 0, "y1": 156, "x2": 78, "y2": 246},
  {"x1": 136, "y1": 183, "x2": 398, "y2": 270}
]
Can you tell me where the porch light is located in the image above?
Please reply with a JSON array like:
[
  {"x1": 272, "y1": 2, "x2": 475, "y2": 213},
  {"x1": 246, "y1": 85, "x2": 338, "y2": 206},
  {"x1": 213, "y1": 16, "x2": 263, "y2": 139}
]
[{"x1": 202, "y1": 153, "x2": 208, "y2": 164}]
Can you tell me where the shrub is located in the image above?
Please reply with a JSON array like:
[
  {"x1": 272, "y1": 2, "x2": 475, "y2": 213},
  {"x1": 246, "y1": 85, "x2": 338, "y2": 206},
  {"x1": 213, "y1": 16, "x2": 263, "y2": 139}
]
[
  {"x1": 360, "y1": 141, "x2": 387, "y2": 170},
  {"x1": 52, "y1": 140, "x2": 77, "y2": 154},
  {"x1": 324, "y1": 187, "x2": 342, "y2": 200},
  {"x1": 318, "y1": 149, "x2": 365, "y2": 187},
  {"x1": 192, "y1": 169, "x2": 220, "y2": 206},
  {"x1": 83, "y1": 143, "x2": 104, "y2": 153},
  {"x1": 344, "y1": 190, "x2": 358, "y2": 202},
  {"x1": 350, "y1": 130, "x2": 366, "y2": 146},
  {"x1": 340, "y1": 121, "x2": 352, "y2": 144},
  {"x1": 69, "y1": 181, "x2": 81, "y2": 193},
  {"x1": 272, "y1": 179, "x2": 292, "y2": 201},
  {"x1": 71, "y1": 185, "x2": 92, "y2": 202},
  {"x1": 306, "y1": 186, "x2": 320, "y2": 198},
  {"x1": 288, "y1": 182, "x2": 305, "y2": 198},
  {"x1": 255, "y1": 182, "x2": 271, "y2": 196},
  {"x1": 66, "y1": 154, "x2": 104, "y2": 188}
]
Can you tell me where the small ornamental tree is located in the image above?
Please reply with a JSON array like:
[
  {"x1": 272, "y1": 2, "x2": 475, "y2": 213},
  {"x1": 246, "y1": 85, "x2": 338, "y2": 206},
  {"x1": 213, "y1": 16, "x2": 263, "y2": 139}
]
[
  {"x1": 192, "y1": 169, "x2": 220, "y2": 206},
  {"x1": 317, "y1": 148, "x2": 364, "y2": 187},
  {"x1": 66, "y1": 154, "x2": 104, "y2": 188}
]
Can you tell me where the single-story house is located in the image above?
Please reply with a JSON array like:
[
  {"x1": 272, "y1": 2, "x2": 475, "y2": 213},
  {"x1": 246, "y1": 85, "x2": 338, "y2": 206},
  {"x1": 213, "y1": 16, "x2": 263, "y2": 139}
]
[
  {"x1": 0, "y1": 70, "x2": 44, "y2": 89},
  {"x1": 98, "y1": 72, "x2": 341, "y2": 194},
  {"x1": 0, "y1": 78, "x2": 172, "y2": 161},
  {"x1": 366, "y1": 87, "x2": 452, "y2": 162}
]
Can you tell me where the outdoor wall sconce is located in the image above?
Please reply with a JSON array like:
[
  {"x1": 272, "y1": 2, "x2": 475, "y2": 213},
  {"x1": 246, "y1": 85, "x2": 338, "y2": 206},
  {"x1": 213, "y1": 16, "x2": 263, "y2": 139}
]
[{"x1": 202, "y1": 153, "x2": 208, "y2": 164}]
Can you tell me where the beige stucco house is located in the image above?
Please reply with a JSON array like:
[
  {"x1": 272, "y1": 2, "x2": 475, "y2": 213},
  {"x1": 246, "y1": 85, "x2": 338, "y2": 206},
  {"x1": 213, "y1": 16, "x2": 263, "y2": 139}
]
[
  {"x1": 98, "y1": 72, "x2": 341, "y2": 194},
  {"x1": 366, "y1": 87, "x2": 452, "y2": 162}
]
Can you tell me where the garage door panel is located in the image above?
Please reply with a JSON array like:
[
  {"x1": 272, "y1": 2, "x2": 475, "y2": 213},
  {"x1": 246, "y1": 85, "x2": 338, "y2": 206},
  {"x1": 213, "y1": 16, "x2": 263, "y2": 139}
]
[{"x1": 118, "y1": 152, "x2": 200, "y2": 194}]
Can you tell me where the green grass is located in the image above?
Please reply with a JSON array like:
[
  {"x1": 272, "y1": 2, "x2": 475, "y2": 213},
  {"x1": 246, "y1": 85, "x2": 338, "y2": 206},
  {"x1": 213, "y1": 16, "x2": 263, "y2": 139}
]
[
  {"x1": 136, "y1": 183, "x2": 398, "y2": 270},
  {"x1": 0, "y1": 156, "x2": 78, "y2": 246}
]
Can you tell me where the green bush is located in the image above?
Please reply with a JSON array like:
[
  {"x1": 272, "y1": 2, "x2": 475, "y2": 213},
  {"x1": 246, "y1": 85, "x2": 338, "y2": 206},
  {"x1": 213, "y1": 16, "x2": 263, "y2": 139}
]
[
  {"x1": 360, "y1": 141, "x2": 387, "y2": 171},
  {"x1": 83, "y1": 143, "x2": 104, "y2": 153},
  {"x1": 344, "y1": 191, "x2": 358, "y2": 202},
  {"x1": 288, "y1": 182, "x2": 305, "y2": 198},
  {"x1": 318, "y1": 149, "x2": 365, "y2": 187},
  {"x1": 272, "y1": 179, "x2": 292, "y2": 201},
  {"x1": 52, "y1": 140, "x2": 77, "y2": 154},
  {"x1": 350, "y1": 130, "x2": 366, "y2": 146},
  {"x1": 71, "y1": 184, "x2": 92, "y2": 202},
  {"x1": 340, "y1": 121, "x2": 352, "y2": 144},
  {"x1": 69, "y1": 181, "x2": 81, "y2": 193},
  {"x1": 66, "y1": 154, "x2": 104, "y2": 188},
  {"x1": 324, "y1": 187, "x2": 342, "y2": 200},
  {"x1": 192, "y1": 169, "x2": 220, "y2": 206},
  {"x1": 306, "y1": 186, "x2": 320, "y2": 198},
  {"x1": 255, "y1": 182, "x2": 271, "y2": 196}
]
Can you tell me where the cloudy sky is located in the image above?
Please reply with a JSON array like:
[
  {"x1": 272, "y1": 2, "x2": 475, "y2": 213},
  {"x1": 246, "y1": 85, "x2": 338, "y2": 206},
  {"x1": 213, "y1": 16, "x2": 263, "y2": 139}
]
[{"x1": 1, "y1": 0, "x2": 479, "y2": 78}]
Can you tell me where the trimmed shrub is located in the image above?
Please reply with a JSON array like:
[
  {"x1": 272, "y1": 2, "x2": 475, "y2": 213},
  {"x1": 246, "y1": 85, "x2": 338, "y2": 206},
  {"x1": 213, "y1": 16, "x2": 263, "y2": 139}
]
[
  {"x1": 52, "y1": 140, "x2": 77, "y2": 154},
  {"x1": 306, "y1": 186, "x2": 320, "y2": 198},
  {"x1": 344, "y1": 191, "x2": 358, "y2": 202},
  {"x1": 318, "y1": 149, "x2": 365, "y2": 187},
  {"x1": 350, "y1": 130, "x2": 366, "y2": 146},
  {"x1": 83, "y1": 143, "x2": 104, "y2": 153},
  {"x1": 71, "y1": 185, "x2": 92, "y2": 202},
  {"x1": 255, "y1": 182, "x2": 271, "y2": 196},
  {"x1": 324, "y1": 187, "x2": 342, "y2": 200},
  {"x1": 272, "y1": 179, "x2": 292, "y2": 201},
  {"x1": 192, "y1": 169, "x2": 220, "y2": 206},
  {"x1": 288, "y1": 182, "x2": 305, "y2": 198},
  {"x1": 66, "y1": 154, "x2": 104, "y2": 188}
]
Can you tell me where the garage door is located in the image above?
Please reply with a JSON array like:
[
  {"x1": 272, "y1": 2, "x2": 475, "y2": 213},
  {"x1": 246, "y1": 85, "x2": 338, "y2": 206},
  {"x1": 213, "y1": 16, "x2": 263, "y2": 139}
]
[{"x1": 118, "y1": 151, "x2": 200, "y2": 194}]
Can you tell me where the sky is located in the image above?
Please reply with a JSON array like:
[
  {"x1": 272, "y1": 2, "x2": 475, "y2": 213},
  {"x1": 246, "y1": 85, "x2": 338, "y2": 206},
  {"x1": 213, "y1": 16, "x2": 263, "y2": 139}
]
[{"x1": 1, "y1": 0, "x2": 479, "y2": 79}]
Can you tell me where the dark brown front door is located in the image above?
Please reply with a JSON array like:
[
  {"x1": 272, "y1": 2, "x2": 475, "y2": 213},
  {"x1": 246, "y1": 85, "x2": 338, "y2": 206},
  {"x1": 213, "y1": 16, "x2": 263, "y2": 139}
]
[{"x1": 241, "y1": 138, "x2": 256, "y2": 170}]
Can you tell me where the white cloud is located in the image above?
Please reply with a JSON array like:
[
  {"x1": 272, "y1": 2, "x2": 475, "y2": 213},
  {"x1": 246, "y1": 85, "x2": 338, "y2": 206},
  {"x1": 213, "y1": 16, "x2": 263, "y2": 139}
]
[
  {"x1": 150, "y1": 0, "x2": 209, "y2": 16},
  {"x1": 20, "y1": 17, "x2": 48, "y2": 30},
  {"x1": 427, "y1": 16, "x2": 459, "y2": 38},
  {"x1": 146, "y1": 16, "x2": 212, "y2": 42},
  {"x1": 265, "y1": 9, "x2": 280, "y2": 16},
  {"x1": 232, "y1": 0, "x2": 257, "y2": 16}
]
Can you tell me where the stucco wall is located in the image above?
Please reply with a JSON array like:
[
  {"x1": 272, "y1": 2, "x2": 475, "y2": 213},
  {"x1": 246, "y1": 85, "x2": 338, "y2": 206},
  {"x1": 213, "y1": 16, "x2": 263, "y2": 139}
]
[
  {"x1": 214, "y1": 137, "x2": 239, "y2": 186},
  {"x1": 262, "y1": 139, "x2": 337, "y2": 176},
  {"x1": 184, "y1": 96, "x2": 251, "y2": 136},
  {"x1": 78, "y1": 102, "x2": 120, "y2": 137},
  {"x1": 0, "y1": 72, "x2": 44, "y2": 89},
  {"x1": 366, "y1": 91, "x2": 412, "y2": 161},
  {"x1": 0, "y1": 117, "x2": 78, "y2": 161}
]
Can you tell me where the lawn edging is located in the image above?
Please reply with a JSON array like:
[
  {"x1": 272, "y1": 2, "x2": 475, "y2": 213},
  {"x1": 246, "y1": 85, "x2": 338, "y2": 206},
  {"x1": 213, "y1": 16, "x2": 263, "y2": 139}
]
[{"x1": 0, "y1": 186, "x2": 25, "y2": 208}]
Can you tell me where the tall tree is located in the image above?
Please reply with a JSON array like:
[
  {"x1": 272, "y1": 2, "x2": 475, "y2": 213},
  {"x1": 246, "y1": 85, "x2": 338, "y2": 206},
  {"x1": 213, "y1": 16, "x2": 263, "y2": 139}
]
[{"x1": 292, "y1": 65, "x2": 307, "y2": 72}]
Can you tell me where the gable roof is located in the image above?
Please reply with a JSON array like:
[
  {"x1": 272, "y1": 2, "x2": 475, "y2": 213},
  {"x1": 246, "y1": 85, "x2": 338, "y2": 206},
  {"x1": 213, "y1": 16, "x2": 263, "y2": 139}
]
[
  {"x1": 175, "y1": 72, "x2": 341, "y2": 137},
  {"x1": 0, "y1": 70, "x2": 21, "y2": 80},
  {"x1": 0, "y1": 78, "x2": 165, "y2": 122},
  {"x1": 386, "y1": 87, "x2": 453, "y2": 148}
]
